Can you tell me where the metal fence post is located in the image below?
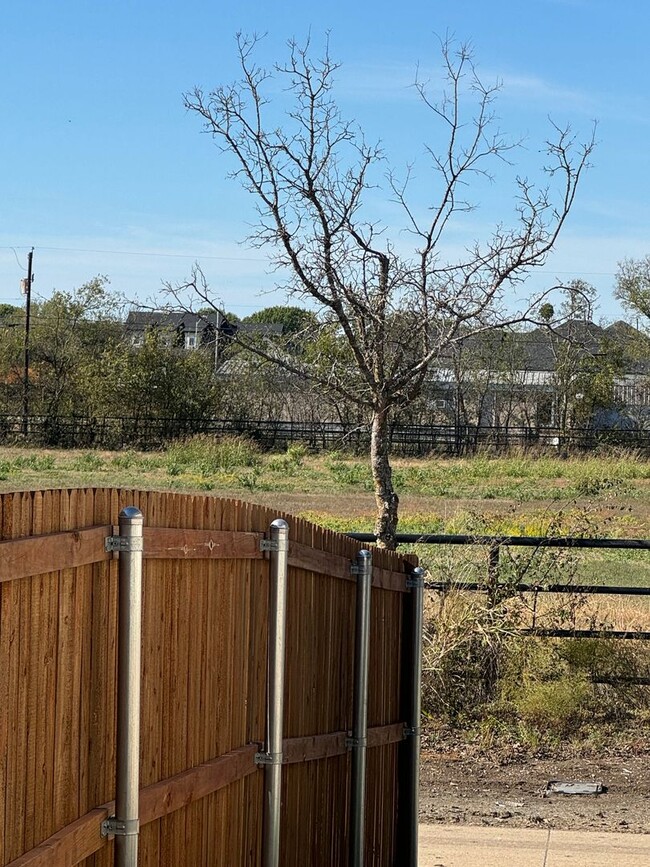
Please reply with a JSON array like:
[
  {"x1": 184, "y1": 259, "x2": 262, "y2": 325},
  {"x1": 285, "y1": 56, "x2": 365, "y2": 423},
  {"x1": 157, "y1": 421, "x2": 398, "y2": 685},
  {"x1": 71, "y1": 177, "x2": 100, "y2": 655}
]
[
  {"x1": 259, "y1": 518, "x2": 289, "y2": 867},
  {"x1": 349, "y1": 549, "x2": 373, "y2": 867},
  {"x1": 487, "y1": 542, "x2": 500, "y2": 607},
  {"x1": 405, "y1": 566, "x2": 425, "y2": 866},
  {"x1": 101, "y1": 507, "x2": 144, "y2": 867}
]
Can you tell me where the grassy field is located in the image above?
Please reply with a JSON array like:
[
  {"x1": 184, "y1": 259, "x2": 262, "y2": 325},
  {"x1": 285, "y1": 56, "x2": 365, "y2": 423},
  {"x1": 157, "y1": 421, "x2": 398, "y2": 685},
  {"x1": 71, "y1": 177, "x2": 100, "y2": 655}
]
[
  {"x1": 0, "y1": 438, "x2": 649, "y2": 532},
  {"x1": 1, "y1": 436, "x2": 648, "y2": 743},
  {"x1": 1, "y1": 437, "x2": 648, "y2": 590}
]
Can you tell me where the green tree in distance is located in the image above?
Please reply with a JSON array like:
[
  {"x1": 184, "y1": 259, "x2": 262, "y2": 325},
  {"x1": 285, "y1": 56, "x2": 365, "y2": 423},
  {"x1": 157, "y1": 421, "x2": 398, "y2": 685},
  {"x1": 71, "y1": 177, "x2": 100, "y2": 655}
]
[{"x1": 616, "y1": 256, "x2": 650, "y2": 325}]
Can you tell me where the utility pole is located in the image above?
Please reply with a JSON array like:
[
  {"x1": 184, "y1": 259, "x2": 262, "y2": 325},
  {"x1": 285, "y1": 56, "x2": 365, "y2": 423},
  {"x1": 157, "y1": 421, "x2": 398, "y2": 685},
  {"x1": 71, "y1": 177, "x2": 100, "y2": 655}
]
[
  {"x1": 22, "y1": 247, "x2": 34, "y2": 436},
  {"x1": 214, "y1": 309, "x2": 221, "y2": 374}
]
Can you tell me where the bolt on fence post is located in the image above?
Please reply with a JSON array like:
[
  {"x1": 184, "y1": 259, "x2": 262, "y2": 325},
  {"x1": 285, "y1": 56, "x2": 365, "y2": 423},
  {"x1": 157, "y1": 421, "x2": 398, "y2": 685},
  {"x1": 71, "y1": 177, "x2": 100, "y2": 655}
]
[
  {"x1": 349, "y1": 549, "x2": 373, "y2": 867},
  {"x1": 110, "y1": 507, "x2": 144, "y2": 867},
  {"x1": 405, "y1": 566, "x2": 425, "y2": 866},
  {"x1": 261, "y1": 518, "x2": 289, "y2": 867}
]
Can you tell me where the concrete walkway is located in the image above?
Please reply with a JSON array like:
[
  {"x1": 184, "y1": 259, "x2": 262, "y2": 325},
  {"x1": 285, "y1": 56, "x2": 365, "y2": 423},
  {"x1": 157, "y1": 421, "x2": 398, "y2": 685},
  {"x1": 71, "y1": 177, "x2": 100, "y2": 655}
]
[{"x1": 419, "y1": 824, "x2": 650, "y2": 866}]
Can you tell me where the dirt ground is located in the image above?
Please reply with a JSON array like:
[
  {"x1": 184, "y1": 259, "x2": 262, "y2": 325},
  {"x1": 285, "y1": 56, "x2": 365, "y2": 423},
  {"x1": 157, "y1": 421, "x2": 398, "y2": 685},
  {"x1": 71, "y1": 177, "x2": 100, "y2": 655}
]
[{"x1": 420, "y1": 740, "x2": 650, "y2": 834}]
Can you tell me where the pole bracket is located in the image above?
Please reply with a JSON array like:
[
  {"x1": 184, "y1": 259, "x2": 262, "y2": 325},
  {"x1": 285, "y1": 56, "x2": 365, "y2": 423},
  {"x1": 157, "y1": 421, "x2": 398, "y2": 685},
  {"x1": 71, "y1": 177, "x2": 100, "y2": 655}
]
[
  {"x1": 105, "y1": 535, "x2": 143, "y2": 554},
  {"x1": 101, "y1": 816, "x2": 140, "y2": 838},
  {"x1": 255, "y1": 750, "x2": 282, "y2": 766},
  {"x1": 259, "y1": 538, "x2": 280, "y2": 553},
  {"x1": 345, "y1": 735, "x2": 367, "y2": 749},
  {"x1": 406, "y1": 576, "x2": 424, "y2": 589},
  {"x1": 404, "y1": 725, "x2": 421, "y2": 738}
]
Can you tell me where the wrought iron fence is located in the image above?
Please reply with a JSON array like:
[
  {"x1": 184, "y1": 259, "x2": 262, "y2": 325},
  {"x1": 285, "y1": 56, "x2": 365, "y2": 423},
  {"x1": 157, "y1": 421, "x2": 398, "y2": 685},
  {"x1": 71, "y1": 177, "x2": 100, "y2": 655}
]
[{"x1": 2, "y1": 413, "x2": 650, "y2": 453}]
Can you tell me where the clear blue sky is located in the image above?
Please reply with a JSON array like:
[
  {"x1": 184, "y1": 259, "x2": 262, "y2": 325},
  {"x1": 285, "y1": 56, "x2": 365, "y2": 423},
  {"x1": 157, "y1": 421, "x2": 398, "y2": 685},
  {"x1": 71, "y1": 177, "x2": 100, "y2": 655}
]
[{"x1": 1, "y1": 0, "x2": 648, "y2": 320}]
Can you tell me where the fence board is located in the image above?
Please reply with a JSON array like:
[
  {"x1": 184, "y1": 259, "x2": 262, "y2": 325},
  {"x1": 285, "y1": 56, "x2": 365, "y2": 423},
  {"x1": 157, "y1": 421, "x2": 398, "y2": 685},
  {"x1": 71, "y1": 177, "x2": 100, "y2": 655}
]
[
  {"x1": 142, "y1": 527, "x2": 263, "y2": 560},
  {"x1": 0, "y1": 525, "x2": 110, "y2": 585}
]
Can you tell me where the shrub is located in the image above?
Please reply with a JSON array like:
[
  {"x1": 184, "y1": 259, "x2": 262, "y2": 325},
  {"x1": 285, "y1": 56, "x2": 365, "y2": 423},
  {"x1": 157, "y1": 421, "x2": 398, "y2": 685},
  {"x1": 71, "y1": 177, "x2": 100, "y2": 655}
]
[{"x1": 513, "y1": 676, "x2": 593, "y2": 735}]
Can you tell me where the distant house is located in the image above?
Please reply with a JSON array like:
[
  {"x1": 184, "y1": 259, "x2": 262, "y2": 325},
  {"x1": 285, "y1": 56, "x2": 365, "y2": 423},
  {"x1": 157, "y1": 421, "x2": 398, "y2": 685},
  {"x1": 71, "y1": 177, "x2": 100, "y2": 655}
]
[
  {"x1": 125, "y1": 310, "x2": 222, "y2": 350},
  {"x1": 426, "y1": 319, "x2": 650, "y2": 430},
  {"x1": 124, "y1": 310, "x2": 282, "y2": 352}
]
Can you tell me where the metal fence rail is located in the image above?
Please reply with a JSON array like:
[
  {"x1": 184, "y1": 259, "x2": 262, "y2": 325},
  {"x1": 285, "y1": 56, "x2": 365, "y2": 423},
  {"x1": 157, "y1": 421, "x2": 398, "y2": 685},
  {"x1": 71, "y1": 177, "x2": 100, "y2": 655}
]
[
  {"x1": 347, "y1": 531, "x2": 650, "y2": 641},
  {"x1": 347, "y1": 532, "x2": 650, "y2": 551},
  {"x1": 3, "y1": 413, "x2": 650, "y2": 453}
]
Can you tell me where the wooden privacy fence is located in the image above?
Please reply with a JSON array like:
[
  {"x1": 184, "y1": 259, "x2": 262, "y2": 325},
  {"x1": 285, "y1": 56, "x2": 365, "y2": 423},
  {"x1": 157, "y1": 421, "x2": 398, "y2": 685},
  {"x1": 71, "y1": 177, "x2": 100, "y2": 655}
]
[{"x1": 0, "y1": 488, "x2": 420, "y2": 867}]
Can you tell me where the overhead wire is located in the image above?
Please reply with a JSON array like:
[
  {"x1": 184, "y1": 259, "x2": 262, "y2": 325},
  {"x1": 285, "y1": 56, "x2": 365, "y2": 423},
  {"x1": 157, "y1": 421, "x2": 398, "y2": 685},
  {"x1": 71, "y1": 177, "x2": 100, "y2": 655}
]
[
  {"x1": 0, "y1": 244, "x2": 267, "y2": 263},
  {"x1": 0, "y1": 244, "x2": 619, "y2": 275}
]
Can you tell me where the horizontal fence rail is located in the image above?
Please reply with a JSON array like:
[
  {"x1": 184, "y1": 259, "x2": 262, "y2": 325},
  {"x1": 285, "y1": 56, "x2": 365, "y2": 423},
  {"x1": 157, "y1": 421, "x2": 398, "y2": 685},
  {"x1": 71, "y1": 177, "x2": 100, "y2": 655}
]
[
  {"x1": 348, "y1": 531, "x2": 650, "y2": 642},
  {"x1": 347, "y1": 532, "x2": 650, "y2": 550},
  {"x1": 424, "y1": 581, "x2": 650, "y2": 597}
]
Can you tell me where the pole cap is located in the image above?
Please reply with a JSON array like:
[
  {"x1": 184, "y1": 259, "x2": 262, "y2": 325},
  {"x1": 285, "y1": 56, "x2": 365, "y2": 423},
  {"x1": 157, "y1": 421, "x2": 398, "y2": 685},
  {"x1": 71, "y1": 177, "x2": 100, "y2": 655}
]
[{"x1": 119, "y1": 506, "x2": 144, "y2": 524}]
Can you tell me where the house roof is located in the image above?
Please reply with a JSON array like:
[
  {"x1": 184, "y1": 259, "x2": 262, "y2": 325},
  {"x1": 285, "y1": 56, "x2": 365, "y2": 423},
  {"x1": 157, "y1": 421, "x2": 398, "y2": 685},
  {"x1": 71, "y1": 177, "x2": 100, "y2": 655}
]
[
  {"x1": 457, "y1": 320, "x2": 650, "y2": 375},
  {"x1": 125, "y1": 310, "x2": 221, "y2": 331},
  {"x1": 125, "y1": 310, "x2": 282, "y2": 336}
]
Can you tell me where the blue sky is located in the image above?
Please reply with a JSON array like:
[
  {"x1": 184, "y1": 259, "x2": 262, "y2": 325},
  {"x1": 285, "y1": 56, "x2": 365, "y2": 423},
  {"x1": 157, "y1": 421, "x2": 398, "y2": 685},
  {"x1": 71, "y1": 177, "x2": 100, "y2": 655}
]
[{"x1": 1, "y1": 0, "x2": 648, "y2": 320}]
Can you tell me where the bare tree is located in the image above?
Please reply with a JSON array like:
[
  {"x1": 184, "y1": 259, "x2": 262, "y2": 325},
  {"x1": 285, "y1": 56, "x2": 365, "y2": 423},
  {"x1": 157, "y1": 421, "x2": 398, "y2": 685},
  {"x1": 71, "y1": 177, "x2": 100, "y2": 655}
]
[{"x1": 182, "y1": 34, "x2": 594, "y2": 548}]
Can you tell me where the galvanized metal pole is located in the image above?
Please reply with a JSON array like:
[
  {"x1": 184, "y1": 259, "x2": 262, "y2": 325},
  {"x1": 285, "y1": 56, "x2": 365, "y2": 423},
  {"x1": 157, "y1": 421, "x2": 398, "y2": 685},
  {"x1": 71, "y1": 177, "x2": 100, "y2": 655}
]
[
  {"x1": 349, "y1": 549, "x2": 372, "y2": 867},
  {"x1": 405, "y1": 566, "x2": 425, "y2": 866},
  {"x1": 261, "y1": 518, "x2": 289, "y2": 867},
  {"x1": 103, "y1": 507, "x2": 144, "y2": 867},
  {"x1": 21, "y1": 247, "x2": 33, "y2": 437}
]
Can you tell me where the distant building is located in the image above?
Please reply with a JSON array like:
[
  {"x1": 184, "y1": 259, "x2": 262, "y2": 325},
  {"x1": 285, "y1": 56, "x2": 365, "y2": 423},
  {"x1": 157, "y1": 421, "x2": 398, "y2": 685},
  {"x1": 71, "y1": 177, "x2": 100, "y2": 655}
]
[{"x1": 124, "y1": 310, "x2": 281, "y2": 352}]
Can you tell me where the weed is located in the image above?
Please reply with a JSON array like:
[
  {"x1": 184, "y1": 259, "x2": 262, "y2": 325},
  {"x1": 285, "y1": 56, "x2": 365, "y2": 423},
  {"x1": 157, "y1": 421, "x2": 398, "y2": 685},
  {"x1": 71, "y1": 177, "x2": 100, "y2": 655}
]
[
  {"x1": 237, "y1": 466, "x2": 263, "y2": 491},
  {"x1": 326, "y1": 459, "x2": 371, "y2": 489},
  {"x1": 72, "y1": 453, "x2": 104, "y2": 471},
  {"x1": 166, "y1": 435, "x2": 260, "y2": 474},
  {"x1": 513, "y1": 676, "x2": 593, "y2": 735},
  {"x1": 268, "y1": 443, "x2": 309, "y2": 475},
  {"x1": 111, "y1": 451, "x2": 139, "y2": 470},
  {"x1": 12, "y1": 454, "x2": 56, "y2": 471}
]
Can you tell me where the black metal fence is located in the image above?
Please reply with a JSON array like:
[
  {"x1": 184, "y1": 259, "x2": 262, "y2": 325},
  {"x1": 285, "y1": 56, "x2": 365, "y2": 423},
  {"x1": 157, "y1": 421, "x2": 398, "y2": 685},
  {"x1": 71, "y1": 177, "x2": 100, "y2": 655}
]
[
  {"x1": 3, "y1": 414, "x2": 650, "y2": 453},
  {"x1": 348, "y1": 531, "x2": 650, "y2": 640}
]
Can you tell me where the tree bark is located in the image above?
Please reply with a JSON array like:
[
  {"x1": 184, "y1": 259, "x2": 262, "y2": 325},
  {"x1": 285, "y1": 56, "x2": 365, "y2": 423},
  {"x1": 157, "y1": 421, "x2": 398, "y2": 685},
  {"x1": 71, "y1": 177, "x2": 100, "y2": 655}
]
[{"x1": 370, "y1": 405, "x2": 399, "y2": 549}]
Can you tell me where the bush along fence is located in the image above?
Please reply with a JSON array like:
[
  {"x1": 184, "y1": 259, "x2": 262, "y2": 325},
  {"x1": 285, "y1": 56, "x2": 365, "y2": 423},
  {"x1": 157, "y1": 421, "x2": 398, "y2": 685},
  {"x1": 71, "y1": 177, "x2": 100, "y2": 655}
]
[{"x1": 0, "y1": 489, "x2": 422, "y2": 867}]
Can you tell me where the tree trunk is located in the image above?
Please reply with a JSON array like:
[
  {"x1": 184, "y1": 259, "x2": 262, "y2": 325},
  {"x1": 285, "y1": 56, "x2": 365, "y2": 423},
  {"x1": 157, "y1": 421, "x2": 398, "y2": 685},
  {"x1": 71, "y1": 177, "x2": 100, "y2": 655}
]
[{"x1": 370, "y1": 405, "x2": 399, "y2": 549}]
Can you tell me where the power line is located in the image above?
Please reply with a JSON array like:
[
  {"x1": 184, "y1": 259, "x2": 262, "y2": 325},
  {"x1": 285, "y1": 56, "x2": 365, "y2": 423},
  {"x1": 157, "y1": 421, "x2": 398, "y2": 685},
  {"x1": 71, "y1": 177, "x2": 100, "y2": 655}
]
[
  {"x1": 0, "y1": 245, "x2": 622, "y2": 275},
  {"x1": 9, "y1": 248, "x2": 27, "y2": 272},
  {"x1": 0, "y1": 244, "x2": 268, "y2": 263}
]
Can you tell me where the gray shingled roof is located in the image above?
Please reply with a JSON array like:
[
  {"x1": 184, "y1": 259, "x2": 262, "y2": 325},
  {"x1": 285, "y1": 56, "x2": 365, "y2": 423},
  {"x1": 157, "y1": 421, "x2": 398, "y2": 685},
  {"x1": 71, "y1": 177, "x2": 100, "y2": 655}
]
[{"x1": 125, "y1": 310, "x2": 282, "y2": 336}]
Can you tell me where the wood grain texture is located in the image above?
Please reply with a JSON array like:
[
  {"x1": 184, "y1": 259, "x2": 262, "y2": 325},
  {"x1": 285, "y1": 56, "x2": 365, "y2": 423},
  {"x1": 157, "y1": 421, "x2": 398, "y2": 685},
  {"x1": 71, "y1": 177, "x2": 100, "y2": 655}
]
[
  {"x1": 0, "y1": 524, "x2": 110, "y2": 584},
  {"x1": 282, "y1": 722, "x2": 405, "y2": 764},
  {"x1": 143, "y1": 527, "x2": 263, "y2": 560}
]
